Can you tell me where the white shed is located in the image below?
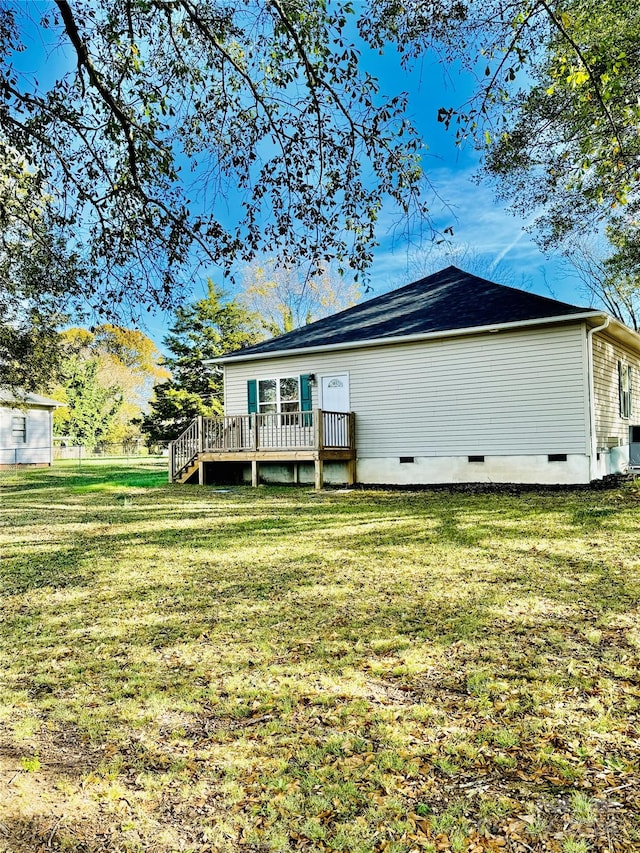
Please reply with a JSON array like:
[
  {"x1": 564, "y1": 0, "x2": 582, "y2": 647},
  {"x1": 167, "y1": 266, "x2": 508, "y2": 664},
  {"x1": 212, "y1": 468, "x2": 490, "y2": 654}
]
[{"x1": 0, "y1": 391, "x2": 61, "y2": 468}]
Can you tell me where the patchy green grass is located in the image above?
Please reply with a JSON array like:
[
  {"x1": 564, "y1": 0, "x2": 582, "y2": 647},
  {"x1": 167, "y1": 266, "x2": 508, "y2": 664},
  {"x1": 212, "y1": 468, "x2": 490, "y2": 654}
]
[{"x1": 1, "y1": 462, "x2": 640, "y2": 853}]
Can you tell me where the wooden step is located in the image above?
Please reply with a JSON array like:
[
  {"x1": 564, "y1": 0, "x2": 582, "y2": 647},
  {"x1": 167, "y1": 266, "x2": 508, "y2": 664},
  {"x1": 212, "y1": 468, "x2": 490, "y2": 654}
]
[{"x1": 174, "y1": 457, "x2": 199, "y2": 484}]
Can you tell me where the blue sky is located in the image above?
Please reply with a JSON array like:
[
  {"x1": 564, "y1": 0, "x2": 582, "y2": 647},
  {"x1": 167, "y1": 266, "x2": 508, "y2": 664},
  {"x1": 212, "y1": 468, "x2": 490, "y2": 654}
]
[
  {"x1": 14, "y1": 2, "x2": 591, "y2": 348},
  {"x1": 350, "y1": 32, "x2": 583, "y2": 305},
  {"x1": 175, "y1": 10, "x2": 588, "y2": 330}
]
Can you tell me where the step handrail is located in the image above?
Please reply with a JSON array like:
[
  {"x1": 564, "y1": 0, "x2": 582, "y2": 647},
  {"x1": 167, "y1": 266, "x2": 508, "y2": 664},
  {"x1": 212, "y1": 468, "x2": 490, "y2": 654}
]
[{"x1": 169, "y1": 417, "x2": 200, "y2": 480}]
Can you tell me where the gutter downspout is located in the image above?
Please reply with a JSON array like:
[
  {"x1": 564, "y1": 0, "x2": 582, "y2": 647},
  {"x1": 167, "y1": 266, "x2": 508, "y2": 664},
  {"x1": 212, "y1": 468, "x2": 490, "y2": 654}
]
[{"x1": 587, "y1": 316, "x2": 610, "y2": 481}]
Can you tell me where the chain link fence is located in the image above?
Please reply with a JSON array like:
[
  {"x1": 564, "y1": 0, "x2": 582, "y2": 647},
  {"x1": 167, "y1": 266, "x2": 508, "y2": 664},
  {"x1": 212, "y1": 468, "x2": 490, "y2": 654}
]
[{"x1": 53, "y1": 438, "x2": 166, "y2": 460}]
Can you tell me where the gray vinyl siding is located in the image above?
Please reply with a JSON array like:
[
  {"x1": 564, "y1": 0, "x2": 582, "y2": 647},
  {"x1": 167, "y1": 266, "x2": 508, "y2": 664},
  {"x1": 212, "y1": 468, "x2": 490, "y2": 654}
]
[
  {"x1": 592, "y1": 331, "x2": 640, "y2": 445},
  {"x1": 225, "y1": 323, "x2": 589, "y2": 457},
  {"x1": 0, "y1": 405, "x2": 53, "y2": 465}
]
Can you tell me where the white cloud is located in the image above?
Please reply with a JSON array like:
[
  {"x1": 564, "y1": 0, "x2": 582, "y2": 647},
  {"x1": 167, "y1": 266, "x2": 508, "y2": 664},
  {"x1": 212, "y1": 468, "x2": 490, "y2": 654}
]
[{"x1": 368, "y1": 164, "x2": 581, "y2": 303}]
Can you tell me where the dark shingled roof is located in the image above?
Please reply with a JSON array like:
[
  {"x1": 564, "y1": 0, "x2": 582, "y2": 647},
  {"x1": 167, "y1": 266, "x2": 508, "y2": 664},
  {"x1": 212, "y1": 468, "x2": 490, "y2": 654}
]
[{"x1": 226, "y1": 266, "x2": 595, "y2": 359}]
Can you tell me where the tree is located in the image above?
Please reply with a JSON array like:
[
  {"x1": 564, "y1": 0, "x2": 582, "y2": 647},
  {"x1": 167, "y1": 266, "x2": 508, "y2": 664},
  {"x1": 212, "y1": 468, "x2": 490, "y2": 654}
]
[
  {"x1": 142, "y1": 283, "x2": 263, "y2": 443},
  {"x1": 364, "y1": 1, "x2": 640, "y2": 271},
  {"x1": 0, "y1": 1, "x2": 428, "y2": 324},
  {"x1": 52, "y1": 325, "x2": 166, "y2": 446},
  {"x1": 402, "y1": 244, "x2": 531, "y2": 291},
  {"x1": 241, "y1": 258, "x2": 360, "y2": 336},
  {"x1": 0, "y1": 152, "x2": 82, "y2": 392},
  {"x1": 92, "y1": 325, "x2": 169, "y2": 444},
  {"x1": 465, "y1": 0, "x2": 640, "y2": 315},
  {"x1": 563, "y1": 236, "x2": 640, "y2": 331},
  {"x1": 6, "y1": 0, "x2": 636, "y2": 388},
  {"x1": 53, "y1": 356, "x2": 122, "y2": 448},
  {"x1": 478, "y1": 1, "x2": 640, "y2": 254}
]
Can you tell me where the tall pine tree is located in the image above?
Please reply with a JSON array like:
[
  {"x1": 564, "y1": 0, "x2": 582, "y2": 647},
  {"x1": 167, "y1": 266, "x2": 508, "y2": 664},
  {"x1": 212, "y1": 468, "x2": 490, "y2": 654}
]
[{"x1": 142, "y1": 283, "x2": 263, "y2": 443}]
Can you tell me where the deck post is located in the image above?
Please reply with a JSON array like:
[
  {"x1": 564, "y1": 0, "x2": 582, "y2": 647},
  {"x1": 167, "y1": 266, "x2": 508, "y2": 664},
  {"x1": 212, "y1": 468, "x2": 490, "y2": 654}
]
[
  {"x1": 197, "y1": 415, "x2": 204, "y2": 452},
  {"x1": 251, "y1": 459, "x2": 259, "y2": 487},
  {"x1": 348, "y1": 413, "x2": 356, "y2": 485},
  {"x1": 198, "y1": 460, "x2": 205, "y2": 485},
  {"x1": 314, "y1": 457, "x2": 324, "y2": 490},
  {"x1": 314, "y1": 409, "x2": 323, "y2": 451},
  {"x1": 252, "y1": 412, "x2": 259, "y2": 450},
  {"x1": 168, "y1": 441, "x2": 174, "y2": 482}
]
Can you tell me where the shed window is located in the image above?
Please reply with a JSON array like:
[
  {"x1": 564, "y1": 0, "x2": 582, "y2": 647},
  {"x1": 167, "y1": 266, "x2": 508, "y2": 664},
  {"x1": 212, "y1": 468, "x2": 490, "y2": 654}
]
[
  {"x1": 619, "y1": 361, "x2": 632, "y2": 419},
  {"x1": 12, "y1": 415, "x2": 26, "y2": 443}
]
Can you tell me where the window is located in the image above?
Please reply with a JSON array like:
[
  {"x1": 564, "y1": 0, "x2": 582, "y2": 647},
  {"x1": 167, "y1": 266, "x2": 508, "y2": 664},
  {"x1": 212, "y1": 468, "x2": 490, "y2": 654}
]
[
  {"x1": 258, "y1": 377, "x2": 300, "y2": 414},
  {"x1": 619, "y1": 361, "x2": 632, "y2": 419},
  {"x1": 12, "y1": 415, "x2": 26, "y2": 444},
  {"x1": 248, "y1": 375, "x2": 313, "y2": 419},
  {"x1": 548, "y1": 454, "x2": 567, "y2": 462}
]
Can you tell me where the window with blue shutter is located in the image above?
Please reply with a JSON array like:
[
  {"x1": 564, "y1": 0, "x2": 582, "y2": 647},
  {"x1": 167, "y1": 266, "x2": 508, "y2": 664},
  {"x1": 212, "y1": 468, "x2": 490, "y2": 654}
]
[{"x1": 248, "y1": 375, "x2": 312, "y2": 421}]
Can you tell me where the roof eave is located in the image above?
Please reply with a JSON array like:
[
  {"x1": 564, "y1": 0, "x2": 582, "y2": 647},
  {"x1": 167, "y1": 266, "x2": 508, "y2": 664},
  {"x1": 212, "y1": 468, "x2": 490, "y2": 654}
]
[
  {"x1": 0, "y1": 392, "x2": 63, "y2": 408},
  {"x1": 209, "y1": 310, "x2": 609, "y2": 365},
  {"x1": 594, "y1": 314, "x2": 640, "y2": 348}
]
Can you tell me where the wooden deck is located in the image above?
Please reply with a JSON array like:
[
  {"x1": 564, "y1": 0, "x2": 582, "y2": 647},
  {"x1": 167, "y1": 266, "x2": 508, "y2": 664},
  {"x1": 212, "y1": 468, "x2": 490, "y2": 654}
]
[{"x1": 169, "y1": 410, "x2": 356, "y2": 488}]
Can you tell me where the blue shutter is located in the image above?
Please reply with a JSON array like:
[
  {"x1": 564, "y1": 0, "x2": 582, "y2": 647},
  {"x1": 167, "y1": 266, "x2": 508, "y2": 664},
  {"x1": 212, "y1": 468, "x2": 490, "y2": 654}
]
[
  {"x1": 247, "y1": 379, "x2": 258, "y2": 414},
  {"x1": 300, "y1": 374, "x2": 313, "y2": 426}
]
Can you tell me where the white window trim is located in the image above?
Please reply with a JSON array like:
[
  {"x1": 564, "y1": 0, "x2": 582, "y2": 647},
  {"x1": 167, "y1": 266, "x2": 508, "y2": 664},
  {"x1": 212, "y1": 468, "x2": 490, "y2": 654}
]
[
  {"x1": 258, "y1": 376, "x2": 300, "y2": 414},
  {"x1": 619, "y1": 361, "x2": 632, "y2": 420},
  {"x1": 12, "y1": 415, "x2": 27, "y2": 444}
]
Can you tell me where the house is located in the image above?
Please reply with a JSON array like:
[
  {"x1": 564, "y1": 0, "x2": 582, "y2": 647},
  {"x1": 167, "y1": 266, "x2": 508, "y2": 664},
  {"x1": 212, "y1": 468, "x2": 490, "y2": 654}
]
[
  {"x1": 0, "y1": 391, "x2": 61, "y2": 468},
  {"x1": 169, "y1": 266, "x2": 640, "y2": 487}
]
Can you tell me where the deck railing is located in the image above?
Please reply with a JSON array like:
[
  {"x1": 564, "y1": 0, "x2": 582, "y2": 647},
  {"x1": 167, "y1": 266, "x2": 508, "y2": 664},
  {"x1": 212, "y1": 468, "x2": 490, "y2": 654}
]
[
  {"x1": 170, "y1": 410, "x2": 354, "y2": 480},
  {"x1": 321, "y1": 410, "x2": 352, "y2": 448}
]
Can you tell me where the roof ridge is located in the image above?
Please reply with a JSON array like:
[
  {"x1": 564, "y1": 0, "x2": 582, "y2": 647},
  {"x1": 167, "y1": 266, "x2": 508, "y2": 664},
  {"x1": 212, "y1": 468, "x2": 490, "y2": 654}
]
[{"x1": 222, "y1": 266, "x2": 597, "y2": 360}]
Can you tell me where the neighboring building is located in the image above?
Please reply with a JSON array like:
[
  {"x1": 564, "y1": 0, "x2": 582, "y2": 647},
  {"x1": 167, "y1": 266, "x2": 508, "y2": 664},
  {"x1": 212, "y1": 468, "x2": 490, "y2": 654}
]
[
  {"x1": 170, "y1": 267, "x2": 640, "y2": 487},
  {"x1": 0, "y1": 391, "x2": 61, "y2": 468}
]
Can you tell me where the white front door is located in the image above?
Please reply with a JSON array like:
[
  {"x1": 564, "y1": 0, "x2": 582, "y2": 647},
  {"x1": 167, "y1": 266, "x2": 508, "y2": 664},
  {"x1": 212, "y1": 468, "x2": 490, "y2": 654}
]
[
  {"x1": 321, "y1": 374, "x2": 350, "y2": 412},
  {"x1": 320, "y1": 374, "x2": 350, "y2": 446}
]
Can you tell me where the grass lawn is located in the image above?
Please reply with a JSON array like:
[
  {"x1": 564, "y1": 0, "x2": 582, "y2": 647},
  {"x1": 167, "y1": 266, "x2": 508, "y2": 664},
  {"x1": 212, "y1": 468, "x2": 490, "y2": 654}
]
[{"x1": 1, "y1": 462, "x2": 639, "y2": 853}]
